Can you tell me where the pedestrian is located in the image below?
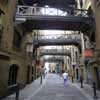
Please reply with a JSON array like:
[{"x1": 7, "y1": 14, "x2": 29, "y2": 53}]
[
  {"x1": 71, "y1": 75, "x2": 74, "y2": 83},
  {"x1": 42, "y1": 67, "x2": 46, "y2": 79},
  {"x1": 62, "y1": 71, "x2": 68, "y2": 87}
]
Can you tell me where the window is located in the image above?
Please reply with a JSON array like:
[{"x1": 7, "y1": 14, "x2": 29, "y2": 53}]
[
  {"x1": 8, "y1": 65, "x2": 18, "y2": 86},
  {"x1": 87, "y1": 6, "x2": 93, "y2": 16},
  {"x1": 13, "y1": 28, "x2": 22, "y2": 48},
  {"x1": 18, "y1": 0, "x2": 23, "y2": 5},
  {"x1": 0, "y1": 24, "x2": 3, "y2": 46}
]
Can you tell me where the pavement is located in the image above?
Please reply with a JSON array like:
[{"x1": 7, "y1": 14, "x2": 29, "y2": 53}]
[
  {"x1": 72, "y1": 81, "x2": 100, "y2": 100},
  {"x1": 2, "y1": 73, "x2": 100, "y2": 100}
]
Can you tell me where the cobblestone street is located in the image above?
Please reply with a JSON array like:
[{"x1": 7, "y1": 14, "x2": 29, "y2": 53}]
[{"x1": 3, "y1": 74, "x2": 99, "y2": 100}]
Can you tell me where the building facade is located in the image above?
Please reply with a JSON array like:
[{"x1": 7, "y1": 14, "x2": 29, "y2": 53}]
[{"x1": 0, "y1": 0, "x2": 37, "y2": 97}]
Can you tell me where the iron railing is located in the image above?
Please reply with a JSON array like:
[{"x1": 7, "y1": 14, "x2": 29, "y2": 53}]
[
  {"x1": 44, "y1": 57, "x2": 64, "y2": 62},
  {"x1": 33, "y1": 34, "x2": 81, "y2": 43},
  {"x1": 40, "y1": 49, "x2": 71, "y2": 54},
  {"x1": 16, "y1": 5, "x2": 88, "y2": 17}
]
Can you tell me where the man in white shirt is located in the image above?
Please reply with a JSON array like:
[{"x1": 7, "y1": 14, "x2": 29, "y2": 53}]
[{"x1": 62, "y1": 71, "x2": 68, "y2": 87}]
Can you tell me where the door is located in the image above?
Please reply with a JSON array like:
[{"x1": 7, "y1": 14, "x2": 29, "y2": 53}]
[{"x1": 26, "y1": 66, "x2": 30, "y2": 84}]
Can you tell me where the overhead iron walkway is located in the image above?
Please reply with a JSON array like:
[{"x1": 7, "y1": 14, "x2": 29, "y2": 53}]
[
  {"x1": 40, "y1": 49, "x2": 71, "y2": 56},
  {"x1": 44, "y1": 57, "x2": 64, "y2": 63},
  {"x1": 15, "y1": 5, "x2": 93, "y2": 30},
  {"x1": 33, "y1": 34, "x2": 81, "y2": 46}
]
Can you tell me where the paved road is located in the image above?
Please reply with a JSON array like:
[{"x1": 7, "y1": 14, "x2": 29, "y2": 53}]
[
  {"x1": 29, "y1": 74, "x2": 90, "y2": 100},
  {"x1": 3, "y1": 74, "x2": 93, "y2": 100}
]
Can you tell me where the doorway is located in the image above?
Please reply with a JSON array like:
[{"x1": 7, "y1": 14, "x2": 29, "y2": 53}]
[
  {"x1": 76, "y1": 69, "x2": 79, "y2": 80},
  {"x1": 94, "y1": 67, "x2": 100, "y2": 89},
  {"x1": 26, "y1": 66, "x2": 30, "y2": 84}
]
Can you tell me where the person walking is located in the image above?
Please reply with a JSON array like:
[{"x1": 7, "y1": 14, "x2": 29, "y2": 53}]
[
  {"x1": 42, "y1": 67, "x2": 46, "y2": 78},
  {"x1": 62, "y1": 71, "x2": 68, "y2": 87}
]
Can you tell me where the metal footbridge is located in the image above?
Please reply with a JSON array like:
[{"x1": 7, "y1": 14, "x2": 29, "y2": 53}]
[
  {"x1": 40, "y1": 49, "x2": 71, "y2": 56},
  {"x1": 44, "y1": 57, "x2": 64, "y2": 63},
  {"x1": 15, "y1": 5, "x2": 93, "y2": 30},
  {"x1": 33, "y1": 34, "x2": 81, "y2": 46}
]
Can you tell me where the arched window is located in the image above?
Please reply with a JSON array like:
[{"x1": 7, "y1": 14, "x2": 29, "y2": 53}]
[
  {"x1": 87, "y1": 6, "x2": 93, "y2": 16},
  {"x1": 8, "y1": 64, "x2": 18, "y2": 86}
]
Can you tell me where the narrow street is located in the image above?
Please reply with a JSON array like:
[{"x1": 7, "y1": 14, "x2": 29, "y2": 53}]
[
  {"x1": 4, "y1": 74, "x2": 96, "y2": 100},
  {"x1": 0, "y1": 0, "x2": 100, "y2": 99},
  {"x1": 29, "y1": 74, "x2": 91, "y2": 100}
]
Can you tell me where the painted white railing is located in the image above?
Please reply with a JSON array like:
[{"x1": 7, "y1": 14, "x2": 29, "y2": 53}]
[
  {"x1": 17, "y1": 5, "x2": 68, "y2": 16},
  {"x1": 34, "y1": 34, "x2": 81, "y2": 42},
  {"x1": 40, "y1": 49, "x2": 71, "y2": 54}
]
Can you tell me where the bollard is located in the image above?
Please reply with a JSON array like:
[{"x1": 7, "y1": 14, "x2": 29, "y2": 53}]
[
  {"x1": 80, "y1": 79, "x2": 83, "y2": 88},
  {"x1": 93, "y1": 82, "x2": 98, "y2": 99},
  {"x1": 80, "y1": 76, "x2": 83, "y2": 88},
  {"x1": 16, "y1": 90, "x2": 19, "y2": 100},
  {"x1": 72, "y1": 76, "x2": 74, "y2": 83},
  {"x1": 15, "y1": 84, "x2": 20, "y2": 100},
  {"x1": 40, "y1": 75, "x2": 42, "y2": 85}
]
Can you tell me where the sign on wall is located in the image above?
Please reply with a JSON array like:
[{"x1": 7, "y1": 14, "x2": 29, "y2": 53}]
[{"x1": 84, "y1": 50, "x2": 93, "y2": 58}]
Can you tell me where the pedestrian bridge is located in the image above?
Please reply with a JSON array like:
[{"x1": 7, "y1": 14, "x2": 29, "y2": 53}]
[
  {"x1": 15, "y1": 5, "x2": 93, "y2": 30},
  {"x1": 33, "y1": 34, "x2": 81, "y2": 46},
  {"x1": 44, "y1": 57, "x2": 64, "y2": 63},
  {"x1": 34, "y1": 39, "x2": 80, "y2": 46},
  {"x1": 40, "y1": 49, "x2": 71, "y2": 56}
]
